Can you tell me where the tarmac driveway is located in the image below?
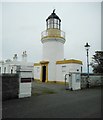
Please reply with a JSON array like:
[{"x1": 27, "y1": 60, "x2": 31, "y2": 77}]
[{"x1": 2, "y1": 80, "x2": 102, "y2": 118}]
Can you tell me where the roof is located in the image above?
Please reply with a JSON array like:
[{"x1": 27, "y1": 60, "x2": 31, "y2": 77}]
[
  {"x1": 46, "y1": 9, "x2": 61, "y2": 22},
  {"x1": 56, "y1": 59, "x2": 83, "y2": 65},
  {"x1": 34, "y1": 61, "x2": 49, "y2": 66}
]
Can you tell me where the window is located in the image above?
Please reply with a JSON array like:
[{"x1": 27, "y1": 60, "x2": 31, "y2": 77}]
[
  {"x1": 11, "y1": 67, "x2": 13, "y2": 74},
  {"x1": 77, "y1": 69, "x2": 79, "y2": 72},
  {"x1": 47, "y1": 18, "x2": 61, "y2": 29},
  {"x1": 54, "y1": 19, "x2": 57, "y2": 23},
  {"x1": 4, "y1": 67, "x2": 6, "y2": 73},
  {"x1": 50, "y1": 23, "x2": 53, "y2": 28},
  {"x1": 54, "y1": 24, "x2": 57, "y2": 28},
  {"x1": 81, "y1": 66, "x2": 82, "y2": 73},
  {"x1": 62, "y1": 66, "x2": 66, "y2": 72},
  {"x1": 48, "y1": 24, "x2": 50, "y2": 29},
  {"x1": 49, "y1": 18, "x2": 53, "y2": 24},
  {"x1": 54, "y1": 19, "x2": 60, "y2": 29}
]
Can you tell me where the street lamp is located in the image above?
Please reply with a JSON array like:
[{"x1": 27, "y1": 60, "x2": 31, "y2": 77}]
[{"x1": 84, "y1": 42, "x2": 90, "y2": 78}]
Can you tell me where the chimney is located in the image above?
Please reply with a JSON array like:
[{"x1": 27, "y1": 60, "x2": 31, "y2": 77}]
[
  {"x1": 22, "y1": 51, "x2": 27, "y2": 62},
  {"x1": 13, "y1": 54, "x2": 18, "y2": 61}
]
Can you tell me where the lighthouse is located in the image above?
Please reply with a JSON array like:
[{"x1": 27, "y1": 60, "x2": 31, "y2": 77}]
[
  {"x1": 41, "y1": 10, "x2": 65, "y2": 81},
  {"x1": 34, "y1": 10, "x2": 82, "y2": 83},
  {"x1": 41, "y1": 9, "x2": 65, "y2": 61}
]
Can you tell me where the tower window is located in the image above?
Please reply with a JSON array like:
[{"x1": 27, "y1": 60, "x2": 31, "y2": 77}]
[
  {"x1": 47, "y1": 18, "x2": 61, "y2": 29},
  {"x1": 46, "y1": 10, "x2": 61, "y2": 30},
  {"x1": 4, "y1": 67, "x2": 6, "y2": 73},
  {"x1": 49, "y1": 18, "x2": 54, "y2": 24}
]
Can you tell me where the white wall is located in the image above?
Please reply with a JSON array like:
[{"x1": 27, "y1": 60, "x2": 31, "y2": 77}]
[
  {"x1": 42, "y1": 40, "x2": 64, "y2": 61},
  {"x1": 20, "y1": 72, "x2": 33, "y2": 78},
  {"x1": 0, "y1": 60, "x2": 34, "y2": 76},
  {"x1": 56, "y1": 63, "x2": 82, "y2": 82},
  {"x1": 42, "y1": 39, "x2": 64, "y2": 81},
  {"x1": 0, "y1": 62, "x2": 3, "y2": 73},
  {"x1": 34, "y1": 66, "x2": 41, "y2": 80},
  {"x1": 48, "y1": 61, "x2": 56, "y2": 81},
  {"x1": 0, "y1": 63, "x2": 16, "y2": 74}
]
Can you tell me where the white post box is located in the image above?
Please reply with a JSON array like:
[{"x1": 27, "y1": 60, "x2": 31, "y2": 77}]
[
  {"x1": 17, "y1": 66, "x2": 32, "y2": 98},
  {"x1": 69, "y1": 72, "x2": 81, "y2": 90}
]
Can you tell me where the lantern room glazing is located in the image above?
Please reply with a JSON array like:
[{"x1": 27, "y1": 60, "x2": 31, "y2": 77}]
[{"x1": 46, "y1": 9, "x2": 61, "y2": 30}]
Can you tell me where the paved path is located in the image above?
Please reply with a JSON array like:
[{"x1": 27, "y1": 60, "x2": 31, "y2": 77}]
[{"x1": 2, "y1": 80, "x2": 102, "y2": 118}]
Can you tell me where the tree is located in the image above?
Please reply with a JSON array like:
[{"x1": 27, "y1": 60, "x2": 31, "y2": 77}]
[{"x1": 90, "y1": 51, "x2": 103, "y2": 73}]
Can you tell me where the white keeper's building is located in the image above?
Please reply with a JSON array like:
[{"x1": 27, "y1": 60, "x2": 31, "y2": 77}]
[
  {"x1": 0, "y1": 51, "x2": 34, "y2": 78},
  {"x1": 34, "y1": 10, "x2": 83, "y2": 83}
]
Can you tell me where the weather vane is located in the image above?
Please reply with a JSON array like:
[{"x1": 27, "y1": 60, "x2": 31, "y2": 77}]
[{"x1": 53, "y1": 9, "x2": 55, "y2": 13}]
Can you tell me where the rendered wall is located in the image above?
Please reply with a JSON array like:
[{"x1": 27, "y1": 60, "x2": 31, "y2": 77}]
[
  {"x1": 56, "y1": 63, "x2": 82, "y2": 82},
  {"x1": 48, "y1": 61, "x2": 56, "y2": 81},
  {"x1": 42, "y1": 39, "x2": 64, "y2": 81},
  {"x1": 42, "y1": 40, "x2": 64, "y2": 61},
  {"x1": 34, "y1": 66, "x2": 41, "y2": 80}
]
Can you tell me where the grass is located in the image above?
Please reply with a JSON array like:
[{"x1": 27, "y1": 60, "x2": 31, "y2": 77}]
[
  {"x1": 42, "y1": 89, "x2": 56, "y2": 94},
  {"x1": 32, "y1": 88, "x2": 56, "y2": 96}
]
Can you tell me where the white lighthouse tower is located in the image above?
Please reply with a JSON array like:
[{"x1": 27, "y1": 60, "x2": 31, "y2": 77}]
[
  {"x1": 41, "y1": 10, "x2": 65, "y2": 81},
  {"x1": 34, "y1": 10, "x2": 82, "y2": 83}
]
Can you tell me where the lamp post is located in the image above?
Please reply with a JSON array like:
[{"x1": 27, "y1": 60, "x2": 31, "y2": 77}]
[{"x1": 84, "y1": 42, "x2": 90, "y2": 78}]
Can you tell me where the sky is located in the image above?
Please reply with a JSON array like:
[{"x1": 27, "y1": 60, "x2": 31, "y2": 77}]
[{"x1": 0, "y1": 1, "x2": 102, "y2": 72}]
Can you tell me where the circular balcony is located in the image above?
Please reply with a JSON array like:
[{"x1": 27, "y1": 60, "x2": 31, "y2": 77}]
[{"x1": 41, "y1": 29, "x2": 65, "y2": 40}]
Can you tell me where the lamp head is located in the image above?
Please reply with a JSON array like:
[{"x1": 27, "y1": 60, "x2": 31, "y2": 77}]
[{"x1": 84, "y1": 42, "x2": 90, "y2": 50}]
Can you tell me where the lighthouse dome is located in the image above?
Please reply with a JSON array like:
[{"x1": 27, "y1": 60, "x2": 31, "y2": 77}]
[{"x1": 46, "y1": 9, "x2": 61, "y2": 22}]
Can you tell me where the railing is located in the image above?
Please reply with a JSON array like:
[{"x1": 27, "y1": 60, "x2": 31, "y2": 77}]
[{"x1": 41, "y1": 29, "x2": 65, "y2": 39}]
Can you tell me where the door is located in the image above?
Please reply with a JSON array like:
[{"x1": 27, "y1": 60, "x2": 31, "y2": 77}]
[{"x1": 42, "y1": 66, "x2": 46, "y2": 82}]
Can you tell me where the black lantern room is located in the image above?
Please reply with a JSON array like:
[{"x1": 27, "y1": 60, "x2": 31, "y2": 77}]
[{"x1": 46, "y1": 9, "x2": 61, "y2": 30}]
